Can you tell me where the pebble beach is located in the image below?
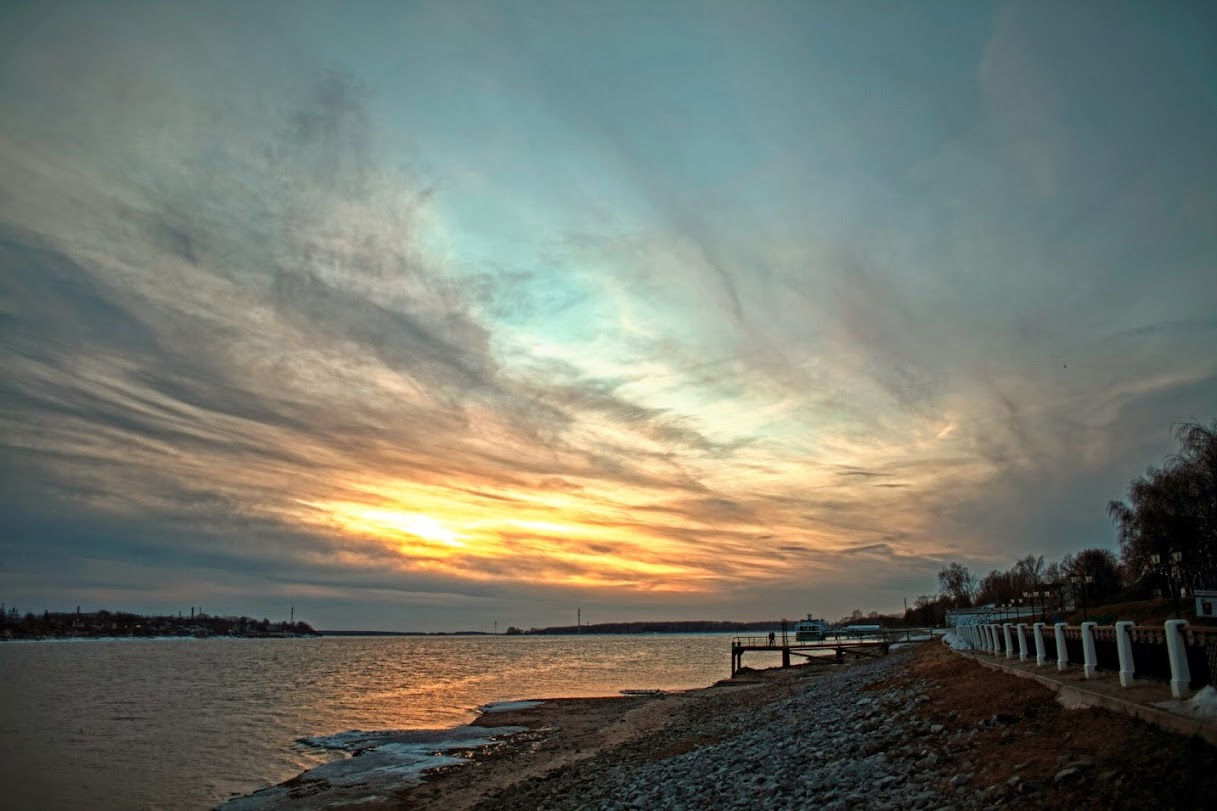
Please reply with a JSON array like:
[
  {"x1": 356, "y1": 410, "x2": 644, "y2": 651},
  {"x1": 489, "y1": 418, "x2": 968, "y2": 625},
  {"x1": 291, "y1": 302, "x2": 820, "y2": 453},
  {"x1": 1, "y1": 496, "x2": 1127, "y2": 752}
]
[{"x1": 469, "y1": 647, "x2": 958, "y2": 811}]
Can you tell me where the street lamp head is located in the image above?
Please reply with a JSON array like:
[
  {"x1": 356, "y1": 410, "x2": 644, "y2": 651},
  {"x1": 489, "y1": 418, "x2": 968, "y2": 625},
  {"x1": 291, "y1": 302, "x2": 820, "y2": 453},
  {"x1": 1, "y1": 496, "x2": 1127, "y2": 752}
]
[
  {"x1": 1171, "y1": 551, "x2": 1183, "y2": 564},
  {"x1": 1150, "y1": 553, "x2": 1161, "y2": 565}
]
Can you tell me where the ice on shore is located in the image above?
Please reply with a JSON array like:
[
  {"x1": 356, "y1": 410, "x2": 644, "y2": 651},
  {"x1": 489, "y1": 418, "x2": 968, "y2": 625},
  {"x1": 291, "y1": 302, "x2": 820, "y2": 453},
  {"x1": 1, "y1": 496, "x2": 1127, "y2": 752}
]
[
  {"x1": 221, "y1": 725, "x2": 526, "y2": 810},
  {"x1": 478, "y1": 699, "x2": 544, "y2": 713},
  {"x1": 889, "y1": 633, "x2": 933, "y2": 650}
]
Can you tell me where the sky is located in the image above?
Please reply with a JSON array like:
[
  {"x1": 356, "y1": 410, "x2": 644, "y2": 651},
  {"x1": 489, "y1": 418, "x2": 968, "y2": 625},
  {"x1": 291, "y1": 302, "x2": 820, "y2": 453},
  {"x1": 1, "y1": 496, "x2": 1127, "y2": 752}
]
[{"x1": 1, "y1": 1, "x2": 1215, "y2": 631}]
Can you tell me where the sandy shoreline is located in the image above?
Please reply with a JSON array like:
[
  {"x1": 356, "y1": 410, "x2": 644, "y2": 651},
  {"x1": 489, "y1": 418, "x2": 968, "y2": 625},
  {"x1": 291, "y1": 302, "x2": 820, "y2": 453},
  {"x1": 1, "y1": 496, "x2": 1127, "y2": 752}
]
[{"x1": 223, "y1": 641, "x2": 1217, "y2": 810}]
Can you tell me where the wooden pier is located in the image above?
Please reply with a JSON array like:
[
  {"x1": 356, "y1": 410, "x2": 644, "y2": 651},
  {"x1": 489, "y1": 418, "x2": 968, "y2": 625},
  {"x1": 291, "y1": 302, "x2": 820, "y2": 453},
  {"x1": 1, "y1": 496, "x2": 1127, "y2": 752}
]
[{"x1": 730, "y1": 628, "x2": 933, "y2": 676}]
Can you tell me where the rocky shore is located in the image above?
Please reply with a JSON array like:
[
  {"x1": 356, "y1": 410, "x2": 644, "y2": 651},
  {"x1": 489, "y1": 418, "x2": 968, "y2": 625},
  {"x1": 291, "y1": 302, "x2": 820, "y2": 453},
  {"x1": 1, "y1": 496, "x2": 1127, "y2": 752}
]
[
  {"x1": 229, "y1": 640, "x2": 1217, "y2": 810},
  {"x1": 469, "y1": 647, "x2": 959, "y2": 811}
]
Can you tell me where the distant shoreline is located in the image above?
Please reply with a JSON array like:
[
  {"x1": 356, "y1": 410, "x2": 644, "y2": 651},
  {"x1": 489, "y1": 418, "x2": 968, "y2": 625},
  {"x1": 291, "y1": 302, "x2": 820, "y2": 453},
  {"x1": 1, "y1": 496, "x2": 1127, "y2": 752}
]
[
  {"x1": 0, "y1": 632, "x2": 320, "y2": 643},
  {"x1": 316, "y1": 629, "x2": 492, "y2": 636},
  {"x1": 0, "y1": 633, "x2": 318, "y2": 642},
  {"x1": 0, "y1": 607, "x2": 318, "y2": 641}
]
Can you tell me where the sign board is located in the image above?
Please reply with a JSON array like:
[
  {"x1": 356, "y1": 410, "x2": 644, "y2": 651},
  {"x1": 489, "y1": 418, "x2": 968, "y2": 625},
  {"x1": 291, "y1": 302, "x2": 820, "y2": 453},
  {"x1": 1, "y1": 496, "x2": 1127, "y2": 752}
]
[{"x1": 1195, "y1": 589, "x2": 1217, "y2": 619}]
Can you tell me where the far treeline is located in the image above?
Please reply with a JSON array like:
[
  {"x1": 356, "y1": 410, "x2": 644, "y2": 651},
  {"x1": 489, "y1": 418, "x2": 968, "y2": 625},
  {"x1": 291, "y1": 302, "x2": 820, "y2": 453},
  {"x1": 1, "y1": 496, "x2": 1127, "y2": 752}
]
[
  {"x1": 506, "y1": 620, "x2": 783, "y2": 635},
  {"x1": 914, "y1": 420, "x2": 1216, "y2": 626},
  {"x1": 0, "y1": 606, "x2": 318, "y2": 640}
]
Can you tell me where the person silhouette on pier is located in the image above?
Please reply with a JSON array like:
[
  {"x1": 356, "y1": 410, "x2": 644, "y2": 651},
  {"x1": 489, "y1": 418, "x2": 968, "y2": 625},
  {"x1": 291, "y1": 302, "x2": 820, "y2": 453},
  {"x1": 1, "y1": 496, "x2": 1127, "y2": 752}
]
[{"x1": 768, "y1": 631, "x2": 776, "y2": 646}]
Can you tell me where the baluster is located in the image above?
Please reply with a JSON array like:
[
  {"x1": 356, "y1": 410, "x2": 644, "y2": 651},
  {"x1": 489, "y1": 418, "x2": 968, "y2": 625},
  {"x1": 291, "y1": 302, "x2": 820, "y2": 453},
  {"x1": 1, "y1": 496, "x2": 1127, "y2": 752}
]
[
  {"x1": 1165, "y1": 619, "x2": 1192, "y2": 700},
  {"x1": 1081, "y1": 621, "x2": 1097, "y2": 679},
  {"x1": 1055, "y1": 622, "x2": 1068, "y2": 671}
]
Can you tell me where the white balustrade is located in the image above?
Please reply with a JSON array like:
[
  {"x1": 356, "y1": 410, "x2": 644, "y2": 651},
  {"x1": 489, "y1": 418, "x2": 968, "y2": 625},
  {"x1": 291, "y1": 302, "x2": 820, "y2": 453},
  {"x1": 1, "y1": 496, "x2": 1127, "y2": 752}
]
[
  {"x1": 1165, "y1": 619, "x2": 1192, "y2": 700},
  {"x1": 947, "y1": 617, "x2": 1207, "y2": 702},
  {"x1": 1081, "y1": 621, "x2": 1097, "y2": 679},
  {"x1": 1115, "y1": 621, "x2": 1135, "y2": 688}
]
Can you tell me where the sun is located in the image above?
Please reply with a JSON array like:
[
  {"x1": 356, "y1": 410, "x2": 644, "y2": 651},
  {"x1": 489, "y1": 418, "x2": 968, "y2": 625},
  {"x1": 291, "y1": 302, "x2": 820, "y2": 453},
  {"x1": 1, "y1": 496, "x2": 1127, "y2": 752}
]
[
  {"x1": 352, "y1": 508, "x2": 465, "y2": 548},
  {"x1": 318, "y1": 501, "x2": 469, "y2": 552}
]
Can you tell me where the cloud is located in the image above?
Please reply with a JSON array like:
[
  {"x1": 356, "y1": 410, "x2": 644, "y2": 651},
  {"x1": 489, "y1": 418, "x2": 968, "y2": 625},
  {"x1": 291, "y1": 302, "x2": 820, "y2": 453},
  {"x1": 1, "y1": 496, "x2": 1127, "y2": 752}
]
[
  {"x1": 1, "y1": 1, "x2": 1214, "y2": 630},
  {"x1": 0, "y1": 27, "x2": 783, "y2": 621}
]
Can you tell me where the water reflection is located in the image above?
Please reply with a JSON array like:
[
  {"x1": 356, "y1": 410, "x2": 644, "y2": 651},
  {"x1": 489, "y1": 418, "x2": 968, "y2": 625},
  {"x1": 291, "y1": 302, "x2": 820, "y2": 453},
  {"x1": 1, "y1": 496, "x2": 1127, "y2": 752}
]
[{"x1": 1, "y1": 633, "x2": 745, "y2": 809}]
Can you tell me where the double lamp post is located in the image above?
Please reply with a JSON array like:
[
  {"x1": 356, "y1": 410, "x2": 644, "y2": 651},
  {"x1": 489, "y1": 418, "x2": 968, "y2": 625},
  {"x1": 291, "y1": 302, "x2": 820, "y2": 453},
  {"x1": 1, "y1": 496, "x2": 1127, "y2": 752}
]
[{"x1": 1150, "y1": 550, "x2": 1186, "y2": 619}]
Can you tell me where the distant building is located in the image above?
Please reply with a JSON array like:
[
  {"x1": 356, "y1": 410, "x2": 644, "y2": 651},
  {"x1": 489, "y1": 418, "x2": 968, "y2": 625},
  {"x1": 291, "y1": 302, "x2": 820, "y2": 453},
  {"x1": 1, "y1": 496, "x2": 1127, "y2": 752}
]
[{"x1": 946, "y1": 604, "x2": 1038, "y2": 627}]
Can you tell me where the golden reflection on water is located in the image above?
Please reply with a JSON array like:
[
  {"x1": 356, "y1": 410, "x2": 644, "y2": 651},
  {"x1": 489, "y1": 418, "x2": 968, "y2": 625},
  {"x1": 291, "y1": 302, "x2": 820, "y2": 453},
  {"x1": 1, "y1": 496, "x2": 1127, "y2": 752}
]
[{"x1": 0, "y1": 634, "x2": 773, "y2": 810}]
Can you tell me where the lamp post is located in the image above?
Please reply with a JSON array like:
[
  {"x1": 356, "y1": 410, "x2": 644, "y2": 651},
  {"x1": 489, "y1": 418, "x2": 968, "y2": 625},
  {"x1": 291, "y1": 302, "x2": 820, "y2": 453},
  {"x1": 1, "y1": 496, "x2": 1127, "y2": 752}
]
[
  {"x1": 1071, "y1": 575, "x2": 1094, "y2": 621},
  {"x1": 1143, "y1": 550, "x2": 1182, "y2": 618},
  {"x1": 1154, "y1": 551, "x2": 1186, "y2": 619},
  {"x1": 1172, "y1": 551, "x2": 1185, "y2": 619},
  {"x1": 1025, "y1": 590, "x2": 1044, "y2": 622}
]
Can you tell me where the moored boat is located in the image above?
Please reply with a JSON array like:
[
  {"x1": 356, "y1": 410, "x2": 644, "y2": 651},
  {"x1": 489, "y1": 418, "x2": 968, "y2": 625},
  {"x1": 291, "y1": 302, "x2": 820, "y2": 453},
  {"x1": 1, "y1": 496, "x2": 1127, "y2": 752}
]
[{"x1": 793, "y1": 613, "x2": 830, "y2": 641}]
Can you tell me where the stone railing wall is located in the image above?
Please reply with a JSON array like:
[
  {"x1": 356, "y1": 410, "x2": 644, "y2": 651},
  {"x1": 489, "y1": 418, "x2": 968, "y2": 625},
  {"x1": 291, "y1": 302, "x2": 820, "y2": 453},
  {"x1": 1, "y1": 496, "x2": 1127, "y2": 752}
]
[{"x1": 955, "y1": 619, "x2": 1216, "y2": 699}]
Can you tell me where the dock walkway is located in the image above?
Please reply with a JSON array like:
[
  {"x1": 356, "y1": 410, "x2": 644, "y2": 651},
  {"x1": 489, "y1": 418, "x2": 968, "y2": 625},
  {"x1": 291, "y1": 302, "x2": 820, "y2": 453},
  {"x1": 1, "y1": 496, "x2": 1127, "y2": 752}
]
[{"x1": 730, "y1": 629, "x2": 934, "y2": 675}]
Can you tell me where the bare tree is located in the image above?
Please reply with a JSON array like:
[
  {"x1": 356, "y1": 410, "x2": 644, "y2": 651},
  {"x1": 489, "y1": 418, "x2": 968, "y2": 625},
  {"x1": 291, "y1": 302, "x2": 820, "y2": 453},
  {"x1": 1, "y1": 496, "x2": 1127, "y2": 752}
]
[
  {"x1": 1062, "y1": 548, "x2": 1122, "y2": 606},
  {"x1": 938, "y1": 562, "x2": 977, "y2": 607},
  {"x1": 1109, "y1": 420, "x2": 1217, "y2": 593},
  {"x1": 1012, "y1": 554, "x2": 1045, "y2": 593}
]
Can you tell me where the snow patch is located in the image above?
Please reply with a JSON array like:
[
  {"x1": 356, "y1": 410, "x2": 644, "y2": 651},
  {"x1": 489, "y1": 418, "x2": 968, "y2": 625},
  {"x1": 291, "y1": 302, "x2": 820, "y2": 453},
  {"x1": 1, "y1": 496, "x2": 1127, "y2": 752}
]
[
  {"x1": 1185, "y1": 685, "x2": 1217, "y2": 720},
  {"x1": 942, "y1": 632, "x2": 973, "y2": 651},
  {"x1": 1152, "y1": 685, "x2": 1217, "y2": 721},
  {"x1": 1056, "y1": 693, "x2": 1090, "y2": 710}
]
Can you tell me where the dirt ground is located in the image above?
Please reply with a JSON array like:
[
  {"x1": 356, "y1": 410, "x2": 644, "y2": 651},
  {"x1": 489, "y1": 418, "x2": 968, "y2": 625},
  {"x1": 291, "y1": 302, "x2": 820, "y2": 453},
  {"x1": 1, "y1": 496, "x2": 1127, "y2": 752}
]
[{"x1": 876, "y1": 642, "x2": 1217, "y2": 809}]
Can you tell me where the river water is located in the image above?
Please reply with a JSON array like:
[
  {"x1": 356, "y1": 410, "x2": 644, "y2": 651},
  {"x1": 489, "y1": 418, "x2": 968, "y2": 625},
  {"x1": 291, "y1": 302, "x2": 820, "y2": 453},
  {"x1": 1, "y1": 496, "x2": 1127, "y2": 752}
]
[{"x1": 0, "y1": 634, "x2": 781, "y2": 810}]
